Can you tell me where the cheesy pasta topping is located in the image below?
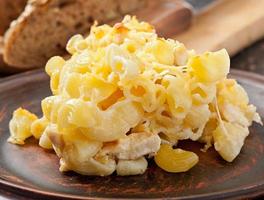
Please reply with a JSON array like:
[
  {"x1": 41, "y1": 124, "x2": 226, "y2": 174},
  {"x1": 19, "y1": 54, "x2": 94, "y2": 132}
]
[{"x1": 8, "y1": 16, "x2": 262, "y2": 176}]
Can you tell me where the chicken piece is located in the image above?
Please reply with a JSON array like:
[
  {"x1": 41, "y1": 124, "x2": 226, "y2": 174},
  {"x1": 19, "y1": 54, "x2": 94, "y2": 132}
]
[
  {"x1": 46, "y1": 124, "x2": 116, "y2": 176},
  {"x1": 101, "y1": 132, "x2": 161, "y2": 160},
  {"x1": 221, "y1": 103, "x2": 250, "y2": 127},
  {"x1": 116, "y1": 157, "x2": 148, "y2": 176},
  {"x1": 213, "y1": 121, "x2": 249, "y2": 162}
]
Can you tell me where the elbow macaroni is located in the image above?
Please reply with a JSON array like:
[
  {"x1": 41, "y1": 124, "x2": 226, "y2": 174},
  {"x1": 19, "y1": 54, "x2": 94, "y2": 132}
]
[{"x1": 8, "y1": 16, "x2": 262, "y2": 176}]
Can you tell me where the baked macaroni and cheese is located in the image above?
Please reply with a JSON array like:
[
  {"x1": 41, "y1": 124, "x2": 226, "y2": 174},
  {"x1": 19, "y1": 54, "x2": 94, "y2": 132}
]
[{"x1": 8, "y1": 16, "x2": 262, "y2": 176}]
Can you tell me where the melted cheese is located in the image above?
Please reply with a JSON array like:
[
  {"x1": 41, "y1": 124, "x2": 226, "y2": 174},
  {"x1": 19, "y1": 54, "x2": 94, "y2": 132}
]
[{"x1": 8, "y1": 16, "x2": 262, "y2": 176}]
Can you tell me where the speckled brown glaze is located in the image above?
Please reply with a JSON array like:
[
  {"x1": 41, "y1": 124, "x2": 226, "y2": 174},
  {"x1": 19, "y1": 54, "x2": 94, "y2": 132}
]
[{"x1": 0, "y1": 69, "x2": 263, "y2": 200}]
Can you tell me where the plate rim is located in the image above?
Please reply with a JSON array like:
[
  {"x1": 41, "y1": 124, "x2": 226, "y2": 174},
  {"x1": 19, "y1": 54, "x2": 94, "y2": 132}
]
[{"x1": 0, "y1": 68, "x2": 264, "y2": 200}]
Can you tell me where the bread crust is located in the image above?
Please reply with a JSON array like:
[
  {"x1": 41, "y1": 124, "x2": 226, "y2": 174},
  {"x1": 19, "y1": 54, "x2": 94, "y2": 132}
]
[
  {"x1": 0, "y1": 37, "x2": 25, "y2": 74},
  {"x1": 0, "y1": 0, "x2": 27, "y2": 35}
]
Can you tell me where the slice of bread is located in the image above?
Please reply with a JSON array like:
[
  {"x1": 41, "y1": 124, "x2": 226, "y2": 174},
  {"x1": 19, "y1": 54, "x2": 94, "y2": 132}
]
[
  {"x1": 0, "y1": 0, "x2": 28, "y2": 35},
  {"x1": 3, "y1": 0, "x2": 149, "y2": 69}
]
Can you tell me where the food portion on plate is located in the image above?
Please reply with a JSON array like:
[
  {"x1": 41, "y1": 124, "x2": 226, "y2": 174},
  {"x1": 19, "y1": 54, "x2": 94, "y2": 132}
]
[{"x1": 8, "y1": 16, "x2": 262, "y2": 176}]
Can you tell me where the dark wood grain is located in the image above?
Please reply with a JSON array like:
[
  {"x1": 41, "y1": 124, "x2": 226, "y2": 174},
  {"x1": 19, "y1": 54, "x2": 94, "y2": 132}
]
[{"x1": 0, "y1": 69, "x2": 263, "y2": 200}]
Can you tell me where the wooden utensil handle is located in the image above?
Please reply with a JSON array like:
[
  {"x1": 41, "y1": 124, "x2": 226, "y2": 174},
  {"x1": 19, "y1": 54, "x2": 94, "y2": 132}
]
[
  {"x1": 132, "y1": 0, "x2": 193, "y2": 38},
  {"x1": 175, "y1": 0, "x2": 264, "y2": 56}
]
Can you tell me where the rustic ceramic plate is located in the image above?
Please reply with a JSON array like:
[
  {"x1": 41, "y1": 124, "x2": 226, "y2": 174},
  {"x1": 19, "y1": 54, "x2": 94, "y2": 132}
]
[{"x1": 0, "y1": 69, "x2": 263, "y2": 200}]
